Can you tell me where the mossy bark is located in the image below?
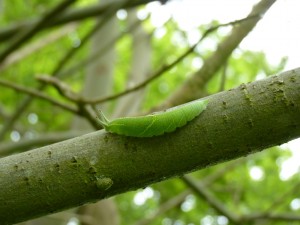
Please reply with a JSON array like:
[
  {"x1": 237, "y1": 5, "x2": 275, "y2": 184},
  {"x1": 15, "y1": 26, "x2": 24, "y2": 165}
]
[{"x1": 0, "y1": 68, "x2": 300, "y2": 224}]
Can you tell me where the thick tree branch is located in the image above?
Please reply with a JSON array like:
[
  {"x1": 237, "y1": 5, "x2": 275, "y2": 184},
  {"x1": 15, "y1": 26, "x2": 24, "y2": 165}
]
[
  {"x1": 0, "y1": 68, "x2": 299, "y2": 224},
  {"x1": 0, "y1": 131, "x2": 86, "y2": 157}
]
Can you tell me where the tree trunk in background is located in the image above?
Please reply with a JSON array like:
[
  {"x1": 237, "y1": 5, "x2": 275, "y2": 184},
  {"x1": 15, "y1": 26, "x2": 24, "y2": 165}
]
[
  {"x1": 112, "y1": 9, "x2": 151, "y2": 118},
  {"x1": 72, "y1": 0, "x2": 119, "y2": 224},
  {"x1": 72, "y1": 4, "x2": 117, "y2": 131}
]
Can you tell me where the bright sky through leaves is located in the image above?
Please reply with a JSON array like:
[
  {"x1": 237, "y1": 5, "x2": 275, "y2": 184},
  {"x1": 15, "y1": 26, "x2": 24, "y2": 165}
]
[{"x1": 145, "y1": 0, "x2": 300, "y2": 180}]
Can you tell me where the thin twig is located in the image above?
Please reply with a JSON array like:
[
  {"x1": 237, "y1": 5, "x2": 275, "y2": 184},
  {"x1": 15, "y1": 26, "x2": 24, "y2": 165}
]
[
  {"x1": 37, "y1": 75, "x2": 80, "y2": 101},
  {"x1": 134, "y1": 158, "x2": 246, "y2": 225},
  {"x1": 243, "y1": 212, "x2": 300, "y2": 222},
  {"x1": 219, "y1": 60, "x2": 228, "y2": 92},
  {"x1": 62, "y1": 14, "x2": 261, "y2": 105},
  {"x1": 161, "y1": 1, "x2": 272, "y2": 110},
  {"x1": 0, "y1": 104, "x2": 9, "y2": 120},
  {"x1": 57, "y1": 14, "x2": 149, "y2": 79},
  {"x1": 265, "y1": 180, "x2": 300, "y2": 212},
  {"x1": 181, "y1": 175, "x2": 240, "y2": 224},
  {"x1": 0, "y1": 79, "x2": 78, "y2": 114},
  {"x1": 0, "y1": 1, "x2": 127, "y2": 140},
  {"x1": 52, "y1": 0, "x2": 125, "y2": 75},
  {"x1": 38, "y1": 39, "x2": 198, "y2": 104},
  {"x1": 77, "y1": 104, "x2": 102, "y2": 130},
  {"x1": 0, "y1": 12, "x2": 260, "y2": 140},
  {"x1": 134, "y1": 191, "x2": 187, "y2": 225},
  {"x1": 0, "y1": 0, "x2": 77, "y2": 63}
]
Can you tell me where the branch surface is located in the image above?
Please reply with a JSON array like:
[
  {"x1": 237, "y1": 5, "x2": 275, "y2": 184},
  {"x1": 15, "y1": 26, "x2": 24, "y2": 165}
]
[{"x1": 0, "y1": 68, "x2": 299, "y2": 224}]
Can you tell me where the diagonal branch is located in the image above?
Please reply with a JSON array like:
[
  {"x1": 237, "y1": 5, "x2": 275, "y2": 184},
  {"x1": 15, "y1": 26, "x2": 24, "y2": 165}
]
[
  {"x1": 181, "y1": 175, "x2": 240, "y2": 224},
  {"x1": 38, "y1": 16, "x2": 259, "y2": 105},
  {"x1": 57, "y1": 14, "x2": 150, "y2": 79},
  {"x1": 134, "y1": 158, "x2": 246, "y2": 225},
  {"x1": 0, "y1": 67, "x2": 299, "y2": 224},
  {"x1": 0, "y1": 79, "x2": 78, "y2": 114},
  {"x1": 243, "y1": 212, "x2": 300, "y2": 222},
  {"x1": 0, "y1": 0, "x2": 127, "y2": 141},
  {"x1": 160, "y1": 0, "x2": 276, "y2": 109}
]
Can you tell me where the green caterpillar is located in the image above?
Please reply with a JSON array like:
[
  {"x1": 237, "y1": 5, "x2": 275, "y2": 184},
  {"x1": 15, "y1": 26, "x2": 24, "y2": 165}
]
[{"x1": 97, "y1": 99, "x2": 208, "y2": 137}]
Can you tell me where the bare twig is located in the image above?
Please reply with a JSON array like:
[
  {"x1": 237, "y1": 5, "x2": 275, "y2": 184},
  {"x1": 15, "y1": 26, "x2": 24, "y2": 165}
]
[
  {"x1": 77, "y1": 104, "x2": 102, "y2": 130},
  {"x1": 37, "y1": 75, "x2": 80, "y2": 101},
  {"x1": 182, "y1": 164, "x2": 300, "y2": 225},
  {"x1": 161, "y1": 0, "x2": 275, "y2": 109},
  {"x1": 0, "y1": 104, "x2": 9, "y2": 120},
  {"x1": 0, "y1": 79, "x2": 78, "y2": 114},
  {"x1": 219, "y1": 61, "x2": 228, "y2": 92},
  {"x1": 89, "y1": 43, "x2": 199, "y2": 105},
  {"x1": 134, "y1": 158, "x2": 246, "y2": 225},
  {"x1": 134, "y1": 191, "x2": 187, "y2": 225},
  {"x1": 243, "y1": 213, "x2": 300, "y2": 222},
  {"x1": 65, "y1": 14, "x2": 261, "y2": 105},
  {"x1": 52, "y1": 0, "x2": 126, "y2": 75},
  {"x1": 57, "y1": 14, "x2": 149, "y2": 79},
  {"x1": 265, "y1": 180, "x2": 300, "y2": 212},
  {"x1": 0, "y1": 0, "x2": 127, "y2": 140},
  {"x1": 40, "y1": 39, "x2": 200, "y2": 105},
  {"x1": 181, "y1": 175, "x2": 240, "y2": 224}
]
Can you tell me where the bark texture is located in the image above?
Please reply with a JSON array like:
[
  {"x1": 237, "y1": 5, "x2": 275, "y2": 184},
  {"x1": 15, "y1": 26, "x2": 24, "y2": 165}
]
[{"x1": 0, "y1": 68, "x2": 299, "y2": 224}]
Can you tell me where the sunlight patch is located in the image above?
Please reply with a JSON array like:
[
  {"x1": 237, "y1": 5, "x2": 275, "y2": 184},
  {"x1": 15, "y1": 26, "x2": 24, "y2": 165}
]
[
  {"x1": 290, "y1": 198, "x2": 300, "y2": 211},
  {"x1": 181, "y1": 194, "x2": 196, "y2": 212},
  {"x1": 28, "y1": 113, "x2": 38, "y2": 124},
  {"x1": 10, "y1": 130, "x2": 20, "y2": 142},
  {"x1": 133, "y1": 187, "x2": 154, "y2": 206},
  {"x1": 116, "y1": 9, "x2": 127, "y2": 20},
  {"x1": 249, "y1": 166, "x2": 264, "y2": 181},
  {"x1": 279, "y1": 138, "x2": 300, "y2": 180}
]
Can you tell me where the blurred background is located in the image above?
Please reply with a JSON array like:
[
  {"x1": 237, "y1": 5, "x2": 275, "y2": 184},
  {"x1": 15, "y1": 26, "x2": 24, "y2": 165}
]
[{"x1": 0, "y1": 0, "x2": 300, "y2": 224}]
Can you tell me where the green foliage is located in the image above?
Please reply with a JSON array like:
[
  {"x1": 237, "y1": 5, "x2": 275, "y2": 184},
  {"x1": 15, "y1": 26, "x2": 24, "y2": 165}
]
[
  {"x1": 0, "y1": 0, "x2": 59, "y2": 24},
  {"x1": 0, "y1": 11, "x2": 95, "y2": 137},
  {"x1": 111, "y1": 13, "x2": 294, "y2": 225},
  {"x1": 0, "y1": 1, "x2": 297, "y2": 225},
  {"x1": 143, "y1": 20, "x2": 199, "y2": 109},
  {"x1": 205, "y1": 50, "x2": 287, "y2": 94}
]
